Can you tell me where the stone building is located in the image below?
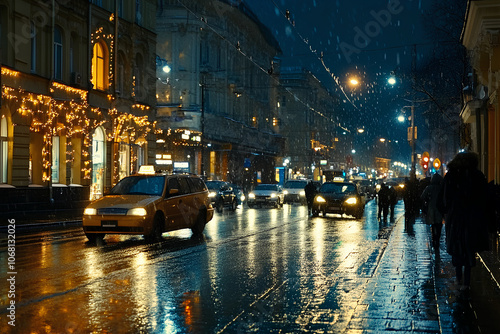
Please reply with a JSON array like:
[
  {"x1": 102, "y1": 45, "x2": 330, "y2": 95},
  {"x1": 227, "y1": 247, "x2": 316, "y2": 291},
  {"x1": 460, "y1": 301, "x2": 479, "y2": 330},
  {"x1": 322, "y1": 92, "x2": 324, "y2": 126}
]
[
  {"x1": 462, "y1": 0, "x2": 500, "y2": 183},
  {"x1": 155, "y1": 0, "x2": 283, "y2": 185},
  {"x1": 278, "y1": 67, "x2": 340, "y2": 181},
  {"x1": 0, "y1": 0, "x2": 157, "y2": 217}
]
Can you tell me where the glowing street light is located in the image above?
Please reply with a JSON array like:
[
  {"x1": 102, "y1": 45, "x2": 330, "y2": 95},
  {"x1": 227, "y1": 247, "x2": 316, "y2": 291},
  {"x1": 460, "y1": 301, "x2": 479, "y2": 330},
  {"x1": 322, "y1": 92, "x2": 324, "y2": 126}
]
[
  {"x1": 349, "y1": 78, "x2": 359, "y2": 86},
  {"x1": 388, "y1": 76, "x2": 396, "y2": 85},
  {"x1": 397, "y1": 115, "x2": 406, "y2": 123}
]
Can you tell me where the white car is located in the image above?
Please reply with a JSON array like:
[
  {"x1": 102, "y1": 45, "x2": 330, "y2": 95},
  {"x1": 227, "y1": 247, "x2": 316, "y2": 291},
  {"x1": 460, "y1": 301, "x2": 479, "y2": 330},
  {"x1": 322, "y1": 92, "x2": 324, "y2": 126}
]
[
  {"x1": 283, "y1": 180, "x2": 308, "y2": 204},
  {"x1": 247, "y1": 184, "x2": 284, "y2": 208}
]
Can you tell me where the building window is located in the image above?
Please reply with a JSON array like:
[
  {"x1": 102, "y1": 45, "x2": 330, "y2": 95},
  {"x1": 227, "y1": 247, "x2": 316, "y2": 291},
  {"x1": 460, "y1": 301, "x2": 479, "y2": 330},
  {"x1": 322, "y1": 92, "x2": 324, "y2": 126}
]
[
  {"x1": 135, "y1": 0, "x2": 142, "y2": 25},
  {"x1": 0, "y1": 6, "x2": 7, "y2": 61},
  {"x1": 30, "y1": 22, "x2": 36, "y2": 73},
  {"x1": 91, "y1": 127, "x2": 106, "y2": 200},
  {"x1": 92, "y1": 42, "x2": 108, "y2": 91},
  {"x1": 118, "y1": 141, "x2": 130, "y2": 181},
  {"x1": 118, "y1": 0, "x2": 124, "y2": 18},
  {"x1": 1, "y1": 118, "x2": 8, "y2": 184},
  {"x1": 52, "y1": 136, "x2": 60, "y2": 183},
  {"x1": 54, "y1": 27, "x2": 63, "y2": 80}
]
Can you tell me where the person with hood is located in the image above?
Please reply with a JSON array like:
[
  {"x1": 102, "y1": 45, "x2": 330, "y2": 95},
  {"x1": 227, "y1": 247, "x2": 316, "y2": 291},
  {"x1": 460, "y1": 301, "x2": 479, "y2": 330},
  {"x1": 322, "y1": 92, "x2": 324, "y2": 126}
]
[
  {"x1": 438, "y1": 152, "x2": 492, "y2": 289},
  {"x1": 421, "y1": 173, "x2": 444, "y2": 251}
]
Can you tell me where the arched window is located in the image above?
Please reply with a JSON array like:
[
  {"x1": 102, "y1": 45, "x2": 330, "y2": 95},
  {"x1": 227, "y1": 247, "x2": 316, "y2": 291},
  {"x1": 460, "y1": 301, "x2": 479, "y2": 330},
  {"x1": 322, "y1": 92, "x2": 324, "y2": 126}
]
[
  {"x1": 1, "y1": 117, "x2": 9, "y2": 184},
  {"x1": 54, "y1": 26, "x2": 63, "y2": 80},
  {"x1": 91, "y1": 127, "x2": 106, "y2": 200},
  {"x1": 92, "y1": 42, "x2": 108, "y2": 91}
]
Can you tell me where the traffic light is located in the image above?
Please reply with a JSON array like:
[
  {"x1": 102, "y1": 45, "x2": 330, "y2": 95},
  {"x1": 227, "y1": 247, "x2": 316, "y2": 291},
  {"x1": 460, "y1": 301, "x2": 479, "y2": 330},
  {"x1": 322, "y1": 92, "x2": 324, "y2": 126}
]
[
  {"x1": 433, "y1": 158, "x2": 441, "y2": 170},
  {"x1": 421, "y1": 151, "x2": 430, "y2": 172}
]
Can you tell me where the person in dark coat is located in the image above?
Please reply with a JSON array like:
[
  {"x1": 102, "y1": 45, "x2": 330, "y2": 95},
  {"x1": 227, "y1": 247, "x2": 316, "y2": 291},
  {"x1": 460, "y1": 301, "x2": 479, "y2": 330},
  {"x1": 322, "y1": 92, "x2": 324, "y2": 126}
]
[
  {"x1": 388, "y1": 185, "x2": 398, "y2": 220},
  {"x1": 438, "y1": 152, "x2": 492, "y2": 289},
  {"x1": 377, "y1": 183, "x2": 390, "y2": 222},
  {"x1": 304, "y1": 180, "x2": 317, "y2": 215},
  {"x1": 421, "y1": 173, "x2": 444, "y2": 251}
]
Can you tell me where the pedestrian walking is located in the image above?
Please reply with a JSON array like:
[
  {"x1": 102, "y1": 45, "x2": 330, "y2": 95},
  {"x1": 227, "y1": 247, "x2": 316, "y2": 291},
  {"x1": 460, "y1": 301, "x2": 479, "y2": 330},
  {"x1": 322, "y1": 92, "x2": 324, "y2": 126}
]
[
  {"x1": 377, "y1": 183, "x2": 390, "y2": 222},
  {"x1": 421, "y1": 173, "x2": 444, "y2": 252},
  {"x1": 388, "y1": 185, "x2": 398, "y2": 220},
  {"x1": 438, "y1": 152, "x2": 492, "y2": 289},
  {"x1": 304, "y1": 180, "x2": 317, "y2": 216}
]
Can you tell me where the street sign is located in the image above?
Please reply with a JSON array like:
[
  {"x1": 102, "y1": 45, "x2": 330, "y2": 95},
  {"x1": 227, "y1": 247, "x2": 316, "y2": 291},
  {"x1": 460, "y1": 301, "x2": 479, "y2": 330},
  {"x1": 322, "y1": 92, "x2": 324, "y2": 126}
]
[{"x1": 407, "y1": 126, "x2": 417, "y2": 141}]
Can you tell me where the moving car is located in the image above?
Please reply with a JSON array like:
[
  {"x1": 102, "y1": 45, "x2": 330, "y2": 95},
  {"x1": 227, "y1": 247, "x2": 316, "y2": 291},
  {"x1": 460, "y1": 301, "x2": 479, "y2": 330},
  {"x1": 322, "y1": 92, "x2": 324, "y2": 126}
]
[
  {"x1": 283, "y1": 180, "x2": 308, "y2": 204},
  {"x1": 312, "y1": 181, "x2": 365, "y2": 218},
  {"x1": 82, "y1": 168, "x2": 214, "y2": 242},
  {"x1": 229, "y1": 183, "x2": 246, "y2": 205},
  {"x1": 247, "y1": 184, "x2": 284, "y2": 208},
  {"x1": 205, "y1": 180, "x2": 238, "y2": 213}
]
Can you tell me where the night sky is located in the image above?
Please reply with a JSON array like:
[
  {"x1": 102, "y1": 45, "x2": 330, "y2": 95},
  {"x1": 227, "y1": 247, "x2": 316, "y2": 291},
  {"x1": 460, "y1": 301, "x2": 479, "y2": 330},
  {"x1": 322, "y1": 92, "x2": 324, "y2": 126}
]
[{"x1": 244, "y1": 0, "x2": 463, "y2": 166}]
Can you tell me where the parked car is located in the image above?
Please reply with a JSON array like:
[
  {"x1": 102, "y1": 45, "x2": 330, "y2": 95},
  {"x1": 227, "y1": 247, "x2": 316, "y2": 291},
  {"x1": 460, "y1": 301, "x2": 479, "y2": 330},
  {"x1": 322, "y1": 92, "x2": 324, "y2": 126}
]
[
  {"x1": 312, "y1": 181, "x2": 365, "y2": 219},
  {"x1": 205, "y1": 180, "x2": 238, "y2": 213},
  {"x1": 247, "y1": 184, "x2": 284, "y2": 208},
  {"x1": 283, "y1": 180, "x2": 308, "y2": 204},
  {"x1": 82, "y1": 168, "x2": 214, "y2": 242}
]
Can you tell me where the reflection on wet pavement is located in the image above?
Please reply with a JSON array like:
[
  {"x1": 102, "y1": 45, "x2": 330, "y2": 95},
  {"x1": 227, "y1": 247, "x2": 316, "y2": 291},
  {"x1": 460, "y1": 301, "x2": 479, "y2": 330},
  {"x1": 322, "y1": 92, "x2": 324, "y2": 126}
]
[{"x1": 1, "y1": 201, "x2": 499, "y2": 333}]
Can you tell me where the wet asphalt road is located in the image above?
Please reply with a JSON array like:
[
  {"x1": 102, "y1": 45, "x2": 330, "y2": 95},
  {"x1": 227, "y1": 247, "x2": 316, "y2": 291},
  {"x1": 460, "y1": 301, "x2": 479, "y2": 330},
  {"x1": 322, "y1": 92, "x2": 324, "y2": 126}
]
[{"x1": 1, "y1": 200, "x2": 499, "y2": 333}]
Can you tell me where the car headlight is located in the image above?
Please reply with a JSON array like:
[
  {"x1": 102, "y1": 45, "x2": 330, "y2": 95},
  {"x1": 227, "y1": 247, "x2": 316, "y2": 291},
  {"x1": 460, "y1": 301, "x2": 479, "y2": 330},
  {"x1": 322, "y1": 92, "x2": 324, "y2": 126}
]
[
  {"x1": 127, "y1": 207, "x2": 148, "y2": 216},
  {"x1": 299, "y1": 190, "x2": 305, "y2": 196},
  {"x1": 283, "y1": 190, "x2": 289, "y2": 195},
  {"x1": 345, "y1": 197, "x2": 357, "y2": 205},
  {"x1": 315, "y1": 196, "x2": 326, "y2": 203},
  {"x1": 271, "y1": 193, "x2": 277, "y2": 198},
  {"x1": 241, "y1": 194, "x2": 246, "y2": 201},
  {"x1": 84, "y1": 208, "x2": 97, "y2": 215},
  {"x1": 249, "y1": 193, "x2": 255, "y2": 199},
  {"x1": 208, "y1": 191, "x2": 217, "y2": 198}
]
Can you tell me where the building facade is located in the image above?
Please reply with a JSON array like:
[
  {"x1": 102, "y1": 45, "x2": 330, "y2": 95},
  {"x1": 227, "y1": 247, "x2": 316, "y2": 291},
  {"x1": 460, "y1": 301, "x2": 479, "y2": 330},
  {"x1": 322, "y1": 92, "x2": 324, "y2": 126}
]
[
  {"x1": 155, "y1": 0, "x2": 283, "y2": 186},
  {"x1": 462, "y1": 0, "x2": 500, "y2": 184},
  {"x1": 278, "y1": 67, "x2": 340, "y2": 181},
  {"x1": 0, "y1": 0, "x2": 157, "y2": 215}
]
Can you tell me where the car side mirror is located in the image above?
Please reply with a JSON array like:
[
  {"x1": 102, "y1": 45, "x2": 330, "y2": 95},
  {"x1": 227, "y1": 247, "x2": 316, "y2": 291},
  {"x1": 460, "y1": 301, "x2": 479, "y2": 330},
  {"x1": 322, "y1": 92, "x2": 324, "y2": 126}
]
[{"x1": 169, "y1": 188, "x2": 179, "y2": 195}]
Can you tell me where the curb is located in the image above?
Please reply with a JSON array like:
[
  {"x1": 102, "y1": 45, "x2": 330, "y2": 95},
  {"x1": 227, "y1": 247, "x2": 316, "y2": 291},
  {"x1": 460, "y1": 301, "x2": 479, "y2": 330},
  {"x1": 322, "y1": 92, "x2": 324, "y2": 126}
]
[{"x1": 0, "y1": 220, "x2": 82, "y2": 234}]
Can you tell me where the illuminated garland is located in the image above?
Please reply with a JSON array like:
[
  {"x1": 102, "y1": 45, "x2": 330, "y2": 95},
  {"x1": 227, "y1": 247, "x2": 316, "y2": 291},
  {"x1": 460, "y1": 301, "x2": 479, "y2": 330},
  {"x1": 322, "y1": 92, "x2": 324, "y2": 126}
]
[{"x1": 91, "y1": 27, "x2": 114, "y2": 89}]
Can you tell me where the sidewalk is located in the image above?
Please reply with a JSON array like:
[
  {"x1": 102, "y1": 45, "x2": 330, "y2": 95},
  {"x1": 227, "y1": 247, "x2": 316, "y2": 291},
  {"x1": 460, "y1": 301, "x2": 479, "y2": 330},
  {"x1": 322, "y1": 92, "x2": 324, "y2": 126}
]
[{"x1": 348, "y1": 214, "x2": 500, "y2": 333}]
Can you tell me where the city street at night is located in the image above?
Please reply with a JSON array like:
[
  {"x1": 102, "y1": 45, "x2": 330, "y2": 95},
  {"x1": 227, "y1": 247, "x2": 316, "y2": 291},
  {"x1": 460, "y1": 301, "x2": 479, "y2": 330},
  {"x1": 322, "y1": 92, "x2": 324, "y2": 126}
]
[{"x1": 2, "y1": 201, "x2": 499, "y2": 333}]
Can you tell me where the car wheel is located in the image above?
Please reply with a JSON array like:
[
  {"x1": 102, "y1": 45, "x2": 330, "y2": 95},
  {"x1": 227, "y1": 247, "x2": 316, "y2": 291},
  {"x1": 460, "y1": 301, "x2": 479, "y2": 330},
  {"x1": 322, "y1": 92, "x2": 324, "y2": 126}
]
[
  {"x1": 230, "y1": 199, "x2": 238, "y2": 211},
  {"x1": 191, "y1": 210, "x2": 206, "y2": 235},
  {"x1": 355, "y1": 208, "x2": 364, "y2": 219},
  {"x1": 85, "y1": 233, "x2": 105, "y2": 243},
  {"x1": 145, "y1": 213, "x2": 164, "y2": 242},
  {"x1": 216, "y1": 200, "x2": 224, "y2": 213}
]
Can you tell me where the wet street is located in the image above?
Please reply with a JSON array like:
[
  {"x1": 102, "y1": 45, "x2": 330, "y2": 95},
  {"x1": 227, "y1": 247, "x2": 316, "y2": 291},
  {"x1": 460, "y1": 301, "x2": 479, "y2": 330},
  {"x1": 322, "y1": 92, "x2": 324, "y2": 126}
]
[{"x1": 1, "y1": 200, "x2": 499, "y2": 333}]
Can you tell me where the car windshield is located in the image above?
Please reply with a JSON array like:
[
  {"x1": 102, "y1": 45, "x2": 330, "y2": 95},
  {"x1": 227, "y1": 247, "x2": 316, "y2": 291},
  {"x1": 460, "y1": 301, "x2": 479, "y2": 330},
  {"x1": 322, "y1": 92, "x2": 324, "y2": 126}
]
[
  {"x1": 255, "y1": 184, "x2": 278, "y2": 191},
  {"x1": 206, "y1": 181, "x2": 225, "y2": 190},
  {"x1": 284, "y1": 181, "x2": 307, "y2": 189},
  {"x1": 320, "y1": 183, "x2": 356, "y2": 194},
  {"x1": 109, "y1": 175, "x2": 165, "y2": 196}
]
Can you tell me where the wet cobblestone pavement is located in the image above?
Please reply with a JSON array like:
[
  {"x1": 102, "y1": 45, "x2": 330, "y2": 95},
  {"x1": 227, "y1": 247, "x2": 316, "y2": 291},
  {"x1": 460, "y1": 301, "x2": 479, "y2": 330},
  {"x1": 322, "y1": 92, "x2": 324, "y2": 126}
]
[{"x1": 235, "y1": 214, "x2": 500, "y2": 333}]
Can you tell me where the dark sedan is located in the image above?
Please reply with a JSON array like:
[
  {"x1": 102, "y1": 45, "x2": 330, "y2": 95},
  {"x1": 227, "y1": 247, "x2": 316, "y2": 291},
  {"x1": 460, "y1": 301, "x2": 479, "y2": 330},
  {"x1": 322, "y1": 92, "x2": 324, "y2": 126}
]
[{"x1": 312, "y1": 182, "x2": 365, "y2": 219}]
